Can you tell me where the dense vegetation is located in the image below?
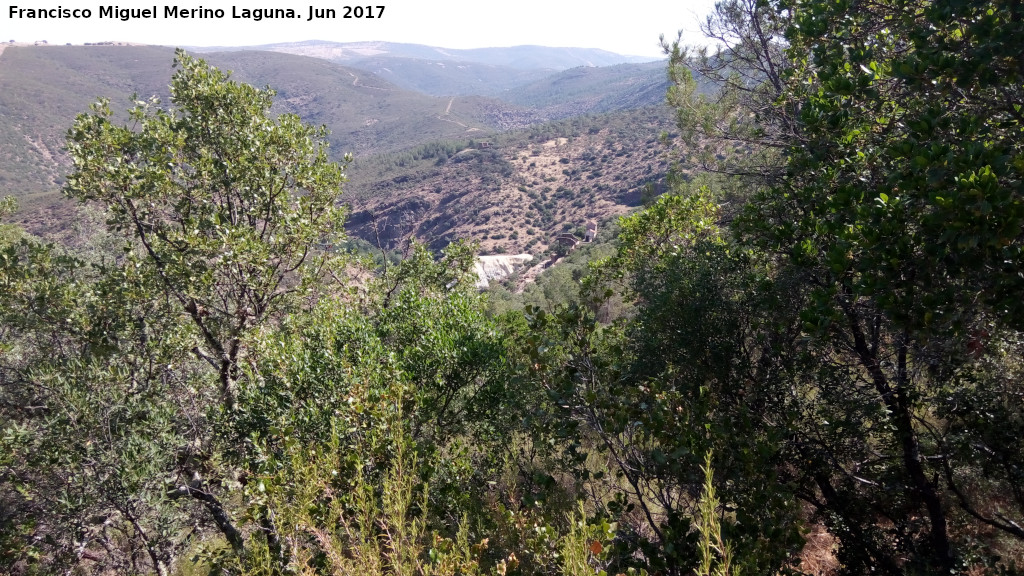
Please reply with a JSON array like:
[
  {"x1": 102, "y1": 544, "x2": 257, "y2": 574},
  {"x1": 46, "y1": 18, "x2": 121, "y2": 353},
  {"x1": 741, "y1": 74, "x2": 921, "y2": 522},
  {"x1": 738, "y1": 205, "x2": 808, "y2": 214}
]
[{"x1": 2, "y1": 0, "x2": 1024, "y2": 574}]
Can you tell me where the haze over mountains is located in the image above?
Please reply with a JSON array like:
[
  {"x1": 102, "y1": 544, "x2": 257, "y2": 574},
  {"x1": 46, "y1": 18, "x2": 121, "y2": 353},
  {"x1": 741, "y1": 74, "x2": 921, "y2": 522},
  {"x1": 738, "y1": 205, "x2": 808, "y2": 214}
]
[
  {"x1": 196, "y1": 40, "x2": 657, "y2": 69},
  {"x1": 0, "y1": 40, "x2": 678, "y2": 257}
]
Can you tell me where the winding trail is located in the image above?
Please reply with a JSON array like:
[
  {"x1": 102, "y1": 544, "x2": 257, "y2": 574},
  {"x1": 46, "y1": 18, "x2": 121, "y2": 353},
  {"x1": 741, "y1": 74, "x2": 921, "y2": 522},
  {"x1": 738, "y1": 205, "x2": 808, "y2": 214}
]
[{"x1": 345, "y1": 71, "x2": 392, "y2": 92}]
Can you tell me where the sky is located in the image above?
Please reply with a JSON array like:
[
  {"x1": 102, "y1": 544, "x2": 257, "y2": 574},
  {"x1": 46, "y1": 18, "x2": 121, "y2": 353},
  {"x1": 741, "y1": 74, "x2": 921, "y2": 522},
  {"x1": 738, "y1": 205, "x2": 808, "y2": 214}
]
[{"x1": 2, "y1": 0, "x2": 717, "y2": 58}]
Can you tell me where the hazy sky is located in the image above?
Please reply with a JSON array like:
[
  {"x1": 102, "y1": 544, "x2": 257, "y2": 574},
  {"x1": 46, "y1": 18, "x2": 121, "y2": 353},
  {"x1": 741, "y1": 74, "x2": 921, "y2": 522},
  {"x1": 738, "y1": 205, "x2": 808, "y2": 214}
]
[{"x1": 2, "y1": 0, "x2": 718, "y2": 57}]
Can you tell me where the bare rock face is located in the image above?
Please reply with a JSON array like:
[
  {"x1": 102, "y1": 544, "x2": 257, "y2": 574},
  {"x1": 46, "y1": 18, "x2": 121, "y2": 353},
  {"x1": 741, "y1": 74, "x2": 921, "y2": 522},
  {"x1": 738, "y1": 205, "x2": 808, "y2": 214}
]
[{"x1": 474, "y1": 254, "x2": 534, "y2": 288}]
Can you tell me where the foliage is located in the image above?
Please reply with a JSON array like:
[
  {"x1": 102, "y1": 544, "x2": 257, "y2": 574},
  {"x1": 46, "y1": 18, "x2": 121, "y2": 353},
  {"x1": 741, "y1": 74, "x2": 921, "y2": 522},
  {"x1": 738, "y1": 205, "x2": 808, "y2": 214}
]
[
  {"x1": 0, "y1": 230, "x2": 209, "y2": 576},
  {"x1": 518, "y1": 192, "x2": 807, "y2": 575},
  {"x1": 757, "y1": 0, "x2": 1024, "y2": 337},
  {"x1": 654, "y1": 0, "x2": 1024, "y2": 571},
  {"x1": 64, "y1": 49, "x2": 348, "y2": 411},
  {"x1": 0, "y1": 196, "x2": 16, "y2": 218},
  {"x1": 7, "y1": 5, "x2": 1024, "y2": 573},
  {"x1": 223, "y1": 399, "x2": 492, "y2": 576},
  {"x1": 0, "y1": 196, "x2": 24, "y2": 245},
  {"x1": 695, "y1": 452, "x2": 738, "y2": 576},
  {"x1": 2, "y1": 51, "x2": 354, "y2": 574},
  {"x1": 664, "y1": 0, "x2": 792, "y2": 194},
  {"x1": 727, "y1": 0, "x2": 1024, "y2": 571}
]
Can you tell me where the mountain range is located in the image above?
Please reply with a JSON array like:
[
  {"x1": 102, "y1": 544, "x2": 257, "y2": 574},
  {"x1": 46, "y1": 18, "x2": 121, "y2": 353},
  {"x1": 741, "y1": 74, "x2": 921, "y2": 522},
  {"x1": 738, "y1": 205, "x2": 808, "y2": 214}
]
[{"x1": 0, "y1": 41, "x2": 681, "y2": 258}]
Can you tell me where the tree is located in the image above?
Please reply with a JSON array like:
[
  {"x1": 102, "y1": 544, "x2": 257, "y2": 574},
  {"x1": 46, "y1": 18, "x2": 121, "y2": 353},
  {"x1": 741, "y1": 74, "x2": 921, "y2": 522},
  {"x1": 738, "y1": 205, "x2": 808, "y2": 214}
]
[
  {"x1": 64, "y1": 49, "x2": 348, "y2": 412},
  {"x1": 520, "y1": 191, "x2": 808, "y2": 575},
  {"x1": 4, "y1": 51, "x2": 551, "y2": 575},
  {"x1": 663, "y1": 0, "x2": 794, "y2": 200},
  {"x1": 731, "y1": 0, "x2": 1024, "y2": 570},
  {"x1": 0, "y1": 220, "x2": 205, "y2": 575},
  {"x1": 748, "y1": 0, "x2": 1024, "y2": 338},
  {"x1": 658, "y1": 0, "x2": 1024, "y2": 570},
  {"x1": 2, "y1": 50, "x2": 351, "y2": 573}
]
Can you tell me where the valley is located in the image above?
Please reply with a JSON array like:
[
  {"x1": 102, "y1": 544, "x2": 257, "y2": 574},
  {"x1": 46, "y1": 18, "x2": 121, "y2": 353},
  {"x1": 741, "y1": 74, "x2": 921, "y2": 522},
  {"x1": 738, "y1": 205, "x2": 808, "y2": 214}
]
[{"x1": 0, "y1": 42, "x2": 676, "y2": 277}]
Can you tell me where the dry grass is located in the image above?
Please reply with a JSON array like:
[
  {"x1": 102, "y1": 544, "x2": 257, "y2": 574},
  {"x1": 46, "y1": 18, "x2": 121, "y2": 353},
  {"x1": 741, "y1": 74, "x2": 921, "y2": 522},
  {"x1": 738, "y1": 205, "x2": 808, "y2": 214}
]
[{"x1": 797, "y1": 523, "x2": 840, "y2": 576}]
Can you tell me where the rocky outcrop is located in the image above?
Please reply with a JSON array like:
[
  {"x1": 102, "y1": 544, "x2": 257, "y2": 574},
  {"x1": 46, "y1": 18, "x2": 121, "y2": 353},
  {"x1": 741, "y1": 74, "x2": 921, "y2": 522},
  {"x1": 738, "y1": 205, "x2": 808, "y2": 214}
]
[{"x1": 474, "y1": 254, "x2": 534, "y2": 289}]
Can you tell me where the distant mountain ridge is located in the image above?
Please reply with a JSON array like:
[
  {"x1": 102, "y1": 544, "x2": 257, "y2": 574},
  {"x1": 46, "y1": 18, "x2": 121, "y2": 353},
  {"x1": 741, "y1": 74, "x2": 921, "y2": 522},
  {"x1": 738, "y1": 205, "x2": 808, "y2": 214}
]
[
  {"x1": 342, "y1": 56, "x2": 553, "y2": 97},
  {"x1": 501, "y1": 61, "x2": 670, "y2": 121},
  {"x1": 191, "y1": 40, "x2": 659, "y2": 70},
  {"x1": 191, "y1": 41, "x2": 672, "y2": 113}
]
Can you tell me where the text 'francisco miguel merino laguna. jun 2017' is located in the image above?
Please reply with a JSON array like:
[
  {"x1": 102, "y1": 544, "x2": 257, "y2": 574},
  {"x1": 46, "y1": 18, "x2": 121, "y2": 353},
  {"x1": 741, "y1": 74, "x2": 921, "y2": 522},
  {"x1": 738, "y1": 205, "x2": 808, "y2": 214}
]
[{"x1": 8, "y1": 5, "x2": 385, "y2": 22}]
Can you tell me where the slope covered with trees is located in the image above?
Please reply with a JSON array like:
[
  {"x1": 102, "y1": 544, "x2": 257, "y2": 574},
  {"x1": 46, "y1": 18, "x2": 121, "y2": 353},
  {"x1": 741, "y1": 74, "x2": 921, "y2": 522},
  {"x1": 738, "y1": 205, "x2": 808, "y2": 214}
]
[{"x1": 0, "y1": 46, "x2": 503, "y2": 209}]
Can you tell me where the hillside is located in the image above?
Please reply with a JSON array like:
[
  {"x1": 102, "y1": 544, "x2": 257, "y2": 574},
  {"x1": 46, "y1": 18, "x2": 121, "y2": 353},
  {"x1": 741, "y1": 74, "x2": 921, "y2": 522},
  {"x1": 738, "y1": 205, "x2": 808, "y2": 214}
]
[
  {"x1": 342, "y1": 58, "x2": 672, "y2": 118},
  {"x1": 343, "y1": 56, "x2": 553, "y2": 97},
  {"x1": 1, "y1": 44, "x2": 679, "y2": 248},
  {"x1": 0, "y1": 45, "x2": 514, "y2": 212},
  {"x1": 205, "y1": 40, "x2": 657, "y2": 69},
  {"x1": 0, "y1": 45, "x2": 177, "y2": 207},
  {"x1": 499, "y1": 61, "x2": 670, "y2": 120},
  {"x1": 343, "y1": 106, "x2": 677, "y2": 256}
]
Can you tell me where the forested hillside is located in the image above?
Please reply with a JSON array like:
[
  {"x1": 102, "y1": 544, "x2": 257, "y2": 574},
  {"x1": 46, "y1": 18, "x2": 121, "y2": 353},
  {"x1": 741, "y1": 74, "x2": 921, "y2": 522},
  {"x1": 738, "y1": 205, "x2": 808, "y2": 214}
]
[
  {"x1": 2, "y1": 0, "x2": 1024, "y2": 574},
  {"x1": 0, "y1": 46, "x2": 503, "y2": 204},
  {"x1": 0, "y1": 45, "x2": 671, "y2": 248},
  {"x1": 343, "y1": 106, "x2": 674, "y2": 255}
]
